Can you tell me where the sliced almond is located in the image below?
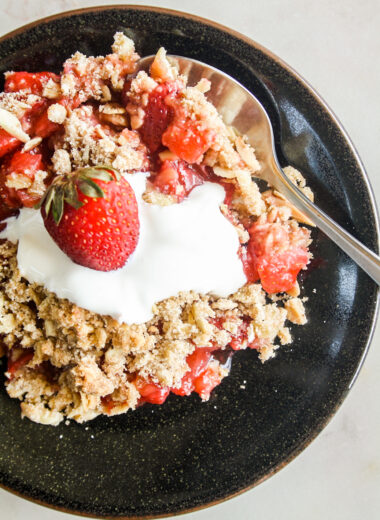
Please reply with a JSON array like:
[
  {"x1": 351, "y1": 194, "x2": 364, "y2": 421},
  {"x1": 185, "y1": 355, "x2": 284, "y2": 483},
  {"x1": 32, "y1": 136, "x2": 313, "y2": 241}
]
[
  {"x1": 0, "y1": 107, "x2": 30, "y2": 143},
  {"x1": 22, "y1": 136, "x2": 42, "y2": 152},
  {"x1": 158, "y1": 149, "x2": 179, "y2": 161},
  {"x1": 213, "y1": 165, "x2": 236, "y2": 179},
  {"x1": 100, "y1": 85, "x2": 112, "y2": 102},
  {"x1": 99, "y1": 103, "x2": 126, "y2": 115},
  {"x1": 264, "y1": 189, "x2": 315, "y2": 227},
  {"x1": 99, "y1": 112, "x2": 128, "y2": 127}
]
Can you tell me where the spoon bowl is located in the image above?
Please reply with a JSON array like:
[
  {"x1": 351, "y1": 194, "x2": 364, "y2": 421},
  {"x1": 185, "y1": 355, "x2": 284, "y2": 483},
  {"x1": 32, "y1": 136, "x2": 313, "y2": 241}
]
[{"x1": 138, "y1": 54, "x2": 380, "y2": 284}]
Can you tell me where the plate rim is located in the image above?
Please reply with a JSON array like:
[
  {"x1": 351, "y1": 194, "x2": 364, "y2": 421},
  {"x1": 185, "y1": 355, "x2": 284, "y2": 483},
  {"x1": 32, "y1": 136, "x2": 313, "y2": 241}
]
[{"x1": 0, "y1": 5, "x2": 378, "y2": 519}]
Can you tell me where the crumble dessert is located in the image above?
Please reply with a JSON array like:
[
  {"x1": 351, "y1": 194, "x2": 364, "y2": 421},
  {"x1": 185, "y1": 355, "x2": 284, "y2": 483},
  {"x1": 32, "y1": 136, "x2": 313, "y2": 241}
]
[{"x1": 0, "y1": 33, "x2": 312, "y2": 425}]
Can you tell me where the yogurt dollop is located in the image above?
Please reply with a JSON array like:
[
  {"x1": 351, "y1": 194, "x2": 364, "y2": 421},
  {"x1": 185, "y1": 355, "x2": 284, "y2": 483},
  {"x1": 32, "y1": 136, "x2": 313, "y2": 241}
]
[{"x1": 1, "y1": 174, "x2": 246, "y2": 324}]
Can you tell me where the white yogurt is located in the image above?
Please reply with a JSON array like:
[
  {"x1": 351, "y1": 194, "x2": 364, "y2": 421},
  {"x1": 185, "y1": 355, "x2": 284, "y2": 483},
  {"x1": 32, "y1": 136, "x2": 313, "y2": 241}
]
[{"x1": 0, "y1": 174, "x2": 246, "y2": 324}]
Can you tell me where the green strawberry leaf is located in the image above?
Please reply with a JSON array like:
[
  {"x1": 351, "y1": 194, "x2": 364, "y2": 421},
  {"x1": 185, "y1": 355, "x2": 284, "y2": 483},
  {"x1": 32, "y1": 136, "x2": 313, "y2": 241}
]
[
  {"x1": 44, "y1": 186, "x2": 56, "y2": 217},
  {"x1": 94, "y1": 165, "x2": 120, "y2": 181},
  {"x1": 52, "y1": 187, "x2": 64, "y2": 224},
  {"x1": 34, "y1": 186, "x2": 50, "y2": 211},
  {"x1": 78, "y1": 178, "x2": 104, "y2": 198},
  {"x1": 64, "y1": 183, "x2": 83, "y2": 209},
  {"x1": 85, "y1": 169, "x2": 114, "y2": 182}
]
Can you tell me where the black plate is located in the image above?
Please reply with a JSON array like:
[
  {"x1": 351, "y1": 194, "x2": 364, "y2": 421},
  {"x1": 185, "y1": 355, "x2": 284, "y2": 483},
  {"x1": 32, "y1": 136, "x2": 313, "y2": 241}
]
[{"x1": 0, "y1": 6, "x2": 378, "y2": 518}]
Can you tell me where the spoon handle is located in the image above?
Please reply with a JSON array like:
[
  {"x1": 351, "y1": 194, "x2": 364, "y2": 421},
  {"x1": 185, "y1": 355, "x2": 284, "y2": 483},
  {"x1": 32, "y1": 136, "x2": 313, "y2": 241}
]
[{"x1": 272, "y1": 162, "x2": 380, "y2": 285}]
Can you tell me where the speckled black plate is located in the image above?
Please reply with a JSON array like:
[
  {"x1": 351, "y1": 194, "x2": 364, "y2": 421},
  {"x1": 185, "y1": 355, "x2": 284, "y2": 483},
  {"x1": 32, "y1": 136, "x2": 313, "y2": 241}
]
[{"x1": 0, "y1": 6, "x2": 378, "y2": 519}]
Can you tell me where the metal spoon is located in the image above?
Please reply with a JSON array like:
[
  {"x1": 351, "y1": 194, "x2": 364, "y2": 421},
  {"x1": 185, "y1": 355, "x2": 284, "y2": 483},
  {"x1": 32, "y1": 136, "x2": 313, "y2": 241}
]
[{"x1": 137, "y1": 55, "x2": 380, "y2": 284}]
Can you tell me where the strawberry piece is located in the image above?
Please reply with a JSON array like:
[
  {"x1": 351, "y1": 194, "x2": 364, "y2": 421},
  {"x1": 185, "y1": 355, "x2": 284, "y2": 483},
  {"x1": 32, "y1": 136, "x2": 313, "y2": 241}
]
[
  {"x1": 162, "y1": 118, "x2": 215, "y2": 164},
  {"x1": 0, "y1": 151, "x2": 45, "y2": 209},
  {"x1": 172, "y1": 348, "x2": 212, "y2": 396},
  {"x1": 139, "y1": 82, "x2": 179, "y2": 153},
  {"x1": 7, "y1": 349, "x2": 34, "y2": 379},
  {"x1": 41, "y1": 167, "x2": 140, "y2": 272},
  {"x1": 19, "y1": 98, "x2": 49, "y2": 135},
  {"x1": 256, "y1": 249, "x2": 309, "y2": 294},
  {"x1": 5, "y1": 71, "x2": 60, "y2": 96},
  {"x1": 32, "y1": 97, "x2": 78, "y2": 138},
  {"x1": 239, "y1": 246, "x2": 259, "y2": 283},
  {"x1": 193, "y1": 365, "x2": 221, "y2": 400},
  {"x1": 0, "y1": 129, "x2": 22, "y2": 158},
  {"x1": 151, "y1": 159, "x2": 204, "y2": 202},
  {"x1": 135, "y1": 376, "x2": 170, "y2": 405},
  {"x1": 229, "y1": 320, "x2": 251, "y2": 351},
  {"x1": 101, "y1": 394, "x2": 117, "y2": 414},
  {"x1": 211, "y1": 316, "x2": 255, "y2": 351},
  {"x1": 33, "y1": 107, "x2": 60, "y2": 138},
  {"x1": 245, "y1": 221, "x2": 309, "y2": 293}
]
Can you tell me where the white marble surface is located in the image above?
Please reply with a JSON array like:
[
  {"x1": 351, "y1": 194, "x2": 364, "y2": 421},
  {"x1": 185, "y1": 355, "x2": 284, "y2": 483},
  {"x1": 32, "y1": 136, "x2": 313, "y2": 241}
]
[{"x1": 0, "y1": 1, "x2": 379, "y2": 519}]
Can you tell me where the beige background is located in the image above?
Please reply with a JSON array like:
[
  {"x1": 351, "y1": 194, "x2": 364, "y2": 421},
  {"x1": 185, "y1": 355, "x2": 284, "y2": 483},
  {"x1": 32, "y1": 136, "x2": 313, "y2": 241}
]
[{"x1": 0, "y1": 1, "x2": 379, "y2": 519}]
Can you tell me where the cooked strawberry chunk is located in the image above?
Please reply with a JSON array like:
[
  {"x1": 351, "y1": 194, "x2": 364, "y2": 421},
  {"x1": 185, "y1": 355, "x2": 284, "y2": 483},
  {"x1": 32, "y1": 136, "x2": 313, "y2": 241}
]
[
  {"x1": 139, "y1": 82, "x2": 179, "y2": 152},
  {"x1": 151, "y1": 159, "x2": 204, "y2": 201},
  {"x1": 135, "y1": 376, "x2": 170, "y2": 405},
  {"x1": 255, "y1": 249, "x2": 309, "y2": 294},
  {"x1": 246, "y1": 221, "x2": 310, "y2": 293},
  {"x1": 172, "y1": 348, "x2": 212, "y2": 396},
  {"x1": 33, "y1": 106, "x2": 60, "y2": 138},
  {"x1": 0, "y1": 151, "x2": 45, "y2": 209},
  {"x1": 5, "y1": 71, "x2": 60, "y2": 96},
  {"x1": 162, "y1": 118, "x2": 215, "y2": 164},
  {"x1": 229, "y1": 321, "x2": 250, "y2": 351},
  {"x1": 0, "y1": 129, "x2": 22, "y2": 158},
  {"x1": 101, "y1": 394, "x2": 117, "y2": 414},
  {"x1": 27, "y1": 97, "x2": 75, "y2": 138},
  {"x1": 239, "y1": 246, "x2": 259, "y2": 283},
  {"x1": 211, "y1": 316, "x2": 257, "y2": 351},
  {"x1": 193, "y1": 365, "x2": 221, "y2": 400},
  {"x1": 19, "y1": 97, "x2": 48, "y2": 135},
  {"x1": 7, "y1": 349, "x2": 34, "y2": 378},
  {"x1": 248, "y1": 222, "x2": 289, "y2": 258}
]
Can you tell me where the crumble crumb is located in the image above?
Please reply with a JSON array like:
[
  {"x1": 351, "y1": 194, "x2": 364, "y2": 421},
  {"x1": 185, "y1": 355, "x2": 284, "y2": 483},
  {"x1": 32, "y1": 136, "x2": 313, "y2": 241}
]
[
  {"x1": 111, "y1": 32, "x2": 135, "y2": 60},
  {"x1": 284, "y1": 298, "x2": 307, "y2": 325},
  {"x1": 47, "y1": 103, "x2": 67, "y2": 124}
]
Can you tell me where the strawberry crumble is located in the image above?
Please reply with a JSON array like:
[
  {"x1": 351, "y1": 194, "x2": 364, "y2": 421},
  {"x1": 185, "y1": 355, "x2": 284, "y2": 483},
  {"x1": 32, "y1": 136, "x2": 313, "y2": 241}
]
[{"x1": 0, "y1": 33, "x2": 312, "y2": 425}]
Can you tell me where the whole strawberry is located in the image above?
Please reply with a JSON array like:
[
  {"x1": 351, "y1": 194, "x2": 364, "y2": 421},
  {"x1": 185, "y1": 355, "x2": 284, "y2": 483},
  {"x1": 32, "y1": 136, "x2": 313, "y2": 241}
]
[{"x1": 39, "y1": 166, "x2": 139, "y2": 271}]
